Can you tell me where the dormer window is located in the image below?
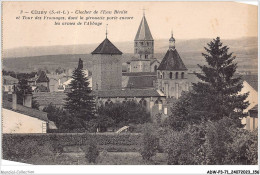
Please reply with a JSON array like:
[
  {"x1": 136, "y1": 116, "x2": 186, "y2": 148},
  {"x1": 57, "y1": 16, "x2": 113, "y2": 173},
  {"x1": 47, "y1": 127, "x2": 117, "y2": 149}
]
[{"x1": 181, "y1": 72, "x2": 184, "y2": 79}]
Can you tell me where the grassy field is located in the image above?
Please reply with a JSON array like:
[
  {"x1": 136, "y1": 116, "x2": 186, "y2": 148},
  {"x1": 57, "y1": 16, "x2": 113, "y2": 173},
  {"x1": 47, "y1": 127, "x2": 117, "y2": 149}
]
[{"x1": 21, "y1": 152, "x2": 167, "y2": 165}]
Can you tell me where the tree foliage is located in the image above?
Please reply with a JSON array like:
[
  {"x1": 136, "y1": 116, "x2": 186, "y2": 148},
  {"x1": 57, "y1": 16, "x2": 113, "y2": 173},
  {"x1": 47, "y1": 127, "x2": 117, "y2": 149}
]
[
  {"x1": 16, "y1": 79, "x2": 33, "y2": 105},
  {"x1": 64, "y1": 58, "x2": 95, "y2": 121},
  {"x1": 192, "y1": 37, "x2": 249, "y2": 126},
  {"x1": 43, "y1": 103, "x2": 86, "y2": 132},
  {"x1": 165, "y1": 117, "x2": 258, "y2": 165},
  {"x1": 140, "y1": 123, "x2": 160, "y2": 161},
  {"x1": 97, "y1": 101, "x2": 151, "y2": 128},
  {"x1": 85, "y1": 140, "x2": 99, "y2": 164},
  {"x1": 169, "y1": 37, "x2": 249, "y2": 130}
]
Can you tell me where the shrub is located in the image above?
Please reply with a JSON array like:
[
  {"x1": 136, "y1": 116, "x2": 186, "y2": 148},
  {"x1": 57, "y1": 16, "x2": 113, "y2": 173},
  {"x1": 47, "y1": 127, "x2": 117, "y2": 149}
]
[
  {"x1": 140, "y1": 123, "x2": 159, "y2": 161},
  {"x1": 85, "y1": 140, "x2": 99, "y2": 164}
]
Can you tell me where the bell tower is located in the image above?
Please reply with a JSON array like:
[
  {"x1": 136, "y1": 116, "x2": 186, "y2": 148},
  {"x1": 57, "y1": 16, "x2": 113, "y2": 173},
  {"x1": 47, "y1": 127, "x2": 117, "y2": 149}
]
[
  {"x1": 134, "y1": 11, "x2": 154, "y2": 59},
  {"x1": 91, "y1": 27, "x2": 123, "y2": 91},
  {"x1": 157, "y1": 32, "x2": 188, "y2": 99}
]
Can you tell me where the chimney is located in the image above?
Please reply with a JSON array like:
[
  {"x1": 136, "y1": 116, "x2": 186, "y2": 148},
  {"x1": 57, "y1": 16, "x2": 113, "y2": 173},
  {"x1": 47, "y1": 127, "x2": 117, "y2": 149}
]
[
  {"x1": 12, "y1": 93, "x2": 17, "y2": 110},
  {"x1": 23, "y1": 94, "x2": 32, "y2": 108}
]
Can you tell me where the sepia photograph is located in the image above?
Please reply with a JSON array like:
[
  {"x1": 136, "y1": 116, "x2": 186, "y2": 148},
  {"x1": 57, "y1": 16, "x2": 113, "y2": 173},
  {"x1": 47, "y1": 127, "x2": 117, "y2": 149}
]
[{"x1": 1, "y1": 0, "x2": 259, "y2": 173}]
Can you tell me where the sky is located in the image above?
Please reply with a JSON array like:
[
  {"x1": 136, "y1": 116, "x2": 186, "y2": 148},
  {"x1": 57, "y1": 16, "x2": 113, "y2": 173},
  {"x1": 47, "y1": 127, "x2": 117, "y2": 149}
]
[{"x1": 2, "y1": 1, "x2": 258, "y2": 50}]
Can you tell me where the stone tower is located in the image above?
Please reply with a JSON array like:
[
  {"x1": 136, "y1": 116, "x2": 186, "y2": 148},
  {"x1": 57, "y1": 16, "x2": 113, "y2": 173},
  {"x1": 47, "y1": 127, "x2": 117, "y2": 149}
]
[
  {"x1": 157, "y1": 32, "x2": 188, "y2": 99},
  {"x1": 134, "y1": 12, "x2": 154, "y2": 59},
  {"x1": 91, "y1": 35, "x2": 123, "y2": 91}
]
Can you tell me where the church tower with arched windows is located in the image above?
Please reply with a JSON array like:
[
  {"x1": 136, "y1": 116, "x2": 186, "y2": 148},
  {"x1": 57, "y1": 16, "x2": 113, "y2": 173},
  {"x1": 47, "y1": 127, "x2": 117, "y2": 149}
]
[
  {"x1": 157, "y1": 32, "x2": 189, "y2": 99},
  {"x1": 134, "y1": 12, "x2": 154, "y2": 59}
]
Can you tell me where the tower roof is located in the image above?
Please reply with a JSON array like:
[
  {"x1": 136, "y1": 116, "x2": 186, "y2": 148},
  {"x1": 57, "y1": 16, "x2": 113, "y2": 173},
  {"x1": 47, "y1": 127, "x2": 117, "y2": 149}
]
[
  {"x1": 157, "y1": 49, "x2": 187, "y2": 71},
  {"x1": 91, "y1": 38, "x2": 122, "y2": 55},
  {"x1": 135, "y1": 15, "x2": 153, "y2": 41}
]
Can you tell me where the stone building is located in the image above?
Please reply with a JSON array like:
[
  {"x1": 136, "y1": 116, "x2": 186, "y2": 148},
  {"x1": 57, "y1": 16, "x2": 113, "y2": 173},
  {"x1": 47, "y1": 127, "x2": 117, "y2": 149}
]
[
  {"x1": 28, "y1": 71, "x2": 50, "y2": 92},
  {"x1": 126, "y1": 12, "x2": 160, "y2": 73},
  {"x1": 91, "y1": 36, "x2": 123, "y2": 90},
  {"x1": 157, "y1": 32, "x2": 189, "y2": 99},
  {"x1": 90, "y1": 33, "x2": 167, "y2": 116},
  {"x1": 2, "y1": 75, "x2": 18, "y2": 93},
  {"x1": 134, "y1": 13, "x2": 154, "y2": 59}
]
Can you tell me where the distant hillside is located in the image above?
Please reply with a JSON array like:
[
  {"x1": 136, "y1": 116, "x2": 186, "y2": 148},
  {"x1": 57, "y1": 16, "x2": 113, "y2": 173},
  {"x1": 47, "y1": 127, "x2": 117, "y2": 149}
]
[
  {"x1": 3, "y1": 37, "x2": 257, "y2": 58},
  {"x1": 2, "y1": 37, "x2": 257, "y2": 74}
]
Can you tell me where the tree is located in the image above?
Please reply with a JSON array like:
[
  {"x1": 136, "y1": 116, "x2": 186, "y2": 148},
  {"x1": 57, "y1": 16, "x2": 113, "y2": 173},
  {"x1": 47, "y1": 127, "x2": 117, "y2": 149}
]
[
  {"x1": 43, "y1": 103, "x2": 86, "y2": 132},
  {"x1": 64, "y1": 58, "x2": 95, "y2": 121},
  {"x1": 140, "y1": 123, "x2": 159, "y2": 162},
  {"x1": 16, "y1": 79, "x2": 32, "y2": 105},
  {"x1": 85, "y1": 140, "x2": 99, "y2": 164},
  {"x1": 97, "y1": 101, "x2": 151, "y2": 128},
  {"x1": 192, "y1": 37, "x2": 249, "y2": 127},
  {"x1": 169, "y1": 37, "x2": 249, "y2": 129}
]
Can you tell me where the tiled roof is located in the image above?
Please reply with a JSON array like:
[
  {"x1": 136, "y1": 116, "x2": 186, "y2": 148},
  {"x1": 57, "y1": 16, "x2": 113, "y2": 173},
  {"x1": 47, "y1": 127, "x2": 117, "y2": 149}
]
[
  {"x1": 122, "y1": 72, "x2": 156, "y2": 76},
  {"x1": 123, "y1": 76, "x2": 156, "y2": 89},
  {"x1": 150, "y1": 59, "x2": 160, "y2": 65},
  {"x1": 241, "y1": 75, "x2": 258, "y2": 91},
  {"x1": 35, "y1": 85, "x2": 49, "y2": 92},
  {"x1": 135, "y1": 15, "x2": 153, "y2": 41},
  {"x1": 93, "y1": 89, "x2": 165, "y2": 98},
  {"x1": 91, "y1": 38, "x2": 122, "y2": 55},
  {"x1": 33, "y1": 92, "x2": 67, "y2": 107},
  {"x1": 2, "y1": 100, "x2": 48, "y2": 122},
  {"x1": 158, "y1": 49, "x2": 187, "y2": 71},
  {"x1": 3, "y1": 75, "x2": 18, "y2": 84},
  {"x1": 3, "y1": 75, "x2": 18, "y2": 82},
  {"x1": 130, "y1": 59, "x2": 151, "y2": 62},
  {"x1": 37, "y1": 71, "x2": 49, "y2": 83}
]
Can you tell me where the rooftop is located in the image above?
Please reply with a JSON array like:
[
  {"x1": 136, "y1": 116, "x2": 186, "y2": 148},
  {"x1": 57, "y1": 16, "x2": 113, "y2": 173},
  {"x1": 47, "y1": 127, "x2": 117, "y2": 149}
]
[
  {"x1": 93, "y1": 89, "x2": 165, "y2": 98},
  {"x1": 33, "y1": 92, "x2": 67, "y2": 107},
  {"x1": 122, "y1": 76, "x2": 156, "y2": 89},
  {"x1": 135, "y1": 15, "x2": 153, "y2": 41},
  {"x1": 91, "y1": 38, "x2": 122, "y2": 55},
  {"x1": 2, "y1": 100, "x2": 48, "y2": 122},
  {"x1": 122, "y1": 72, "x2": 156, "y2": 77},
  {"x1": 158, "y1": 49, "x2": 187, "y2": 71},
  {"x1": 241, "y1": 74, "x2": 258, "y2": 91}
]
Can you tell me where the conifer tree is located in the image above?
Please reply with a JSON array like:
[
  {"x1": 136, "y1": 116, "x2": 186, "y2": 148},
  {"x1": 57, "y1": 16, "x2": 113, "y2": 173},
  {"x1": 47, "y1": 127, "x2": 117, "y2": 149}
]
[
  {"x1": 191, "y1": 37, "x2": 249, "y2": 127},
  {"x1": 64, "y1": 58, "x2": 95, "y2": 121},
  {"x1": 16, "y1": 79, "x2": 33, "y2": 105}
]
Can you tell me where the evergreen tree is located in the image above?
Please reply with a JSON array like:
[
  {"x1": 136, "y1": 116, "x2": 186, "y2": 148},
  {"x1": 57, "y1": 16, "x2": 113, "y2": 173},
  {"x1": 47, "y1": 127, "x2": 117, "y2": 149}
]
[
  {"x1": 16, "y1": 79, "x2": 33, "y2": 105},
  {"x1": 64, "y1": 58, "x2": 95, "y2": 121},
  {"x1": 191, "y1": 37, "x2": 249, "y2": 127}
]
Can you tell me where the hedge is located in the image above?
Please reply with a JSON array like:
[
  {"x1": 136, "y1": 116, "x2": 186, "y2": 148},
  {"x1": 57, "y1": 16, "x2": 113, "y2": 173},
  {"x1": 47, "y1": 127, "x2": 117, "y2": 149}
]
[{"x1": 2, "y1": 133, "x2": 143, "y2": 160}]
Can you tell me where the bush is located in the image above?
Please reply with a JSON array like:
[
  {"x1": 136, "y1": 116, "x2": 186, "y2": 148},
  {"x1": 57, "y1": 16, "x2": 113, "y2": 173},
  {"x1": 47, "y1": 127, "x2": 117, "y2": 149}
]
[
  {"x1": 165, "y1": 125, "x2": 204, "y2": 165},
  {"x1": 140, "y1": 124, "x2": 159, "y2": 161},
  {"x1": 85, "y1": 140, "x2": 99, "y2": 164}
]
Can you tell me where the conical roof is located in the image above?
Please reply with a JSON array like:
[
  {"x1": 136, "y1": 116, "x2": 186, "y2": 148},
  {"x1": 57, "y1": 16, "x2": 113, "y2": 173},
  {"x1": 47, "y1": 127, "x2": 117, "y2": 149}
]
[
  {"x1": 157, "y1": 49, "x2": 187, "y2": 71},
  {"x1": 135, "y1": 15, "x2": 153, "y2": 41},
  {"x1": 91, "y1": 38, "x2": 122, "y2": 55}
]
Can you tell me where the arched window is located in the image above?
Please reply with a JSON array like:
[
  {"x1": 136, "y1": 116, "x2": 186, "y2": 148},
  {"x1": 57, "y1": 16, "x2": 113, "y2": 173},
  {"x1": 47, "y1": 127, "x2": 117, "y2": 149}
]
[
  {"x1": 163, "y1": 72, "x2": 165, "y2": 79},
  {"x1": 175, "y1": 72, "x2": 179, "y2": 79},
  {"x1": 139, "y1": 98, "x2": 147, "y2": 107},
  {"x1": 154, "y1": 65, "x2": 158, "y2": 71},
  {"x1": 170, "y1": 72, "x2": 173, "y2": 79},
  {"x1": 158, "y1": 72, "x2": 160, "y2": 78},
  {"x1": 181, "y1": 72, "x2": 184, "y2": 79}
]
